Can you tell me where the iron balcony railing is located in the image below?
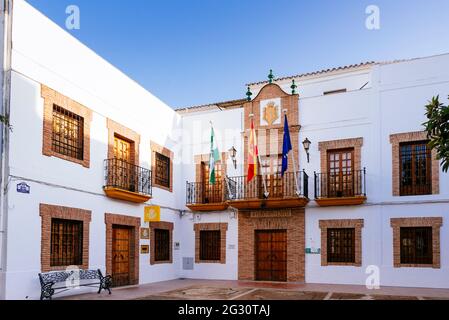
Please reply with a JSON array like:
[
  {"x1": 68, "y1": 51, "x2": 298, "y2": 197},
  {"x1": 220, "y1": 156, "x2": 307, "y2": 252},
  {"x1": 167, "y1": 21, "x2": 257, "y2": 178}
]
[
  {"x1": 186, "y1": 181, "x2": 225, "y2": 205},
  {"x1": 314, "y1": 168, "x2": 366, "y2": 199},
  {"x1": 225, "y1": 171, "x2": 309, "y2": 201},
  {"x1": 104, "y1": 158, "x2": 152, "y2": 196}
]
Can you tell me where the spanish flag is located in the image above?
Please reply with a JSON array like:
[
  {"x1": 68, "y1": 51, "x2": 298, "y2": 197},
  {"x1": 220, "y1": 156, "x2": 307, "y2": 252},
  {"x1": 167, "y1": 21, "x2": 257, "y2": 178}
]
[{"x1": 247, "y1": 118, "x2": 259, "y2": 182}]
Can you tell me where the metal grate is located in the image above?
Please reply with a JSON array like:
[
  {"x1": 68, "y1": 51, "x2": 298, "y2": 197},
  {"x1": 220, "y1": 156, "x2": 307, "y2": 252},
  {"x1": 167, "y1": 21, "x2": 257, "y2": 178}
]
[
  {"x1": 327, "y1": 228, "x2": 355, "y2": 263},
  {"x1": 154, "y1": 229, "x2": 170, "y2": 262},
  {"x1": 199, "y1": 230, "x2": 221, "y2": 261},
  {"x1": 50, "y1": 218, "x2": 83, "y2": 267},
  {"x1": 399, "y1": 141, "x2": 431, "y2": 196},
  {"x1": 400, "y1": 227, "x2": 433, "y2": 264},
  {"x1": 155, "y1": 152, "x2": 170, "y2": 188},
  {"x1": 314, "y1": 169, "x2": 366, "y2": 199},
  {"x1": 52, "y1": 104, "x2": 84, "y2": 160},
  {"x1": 225, "y1": 171, "x2": 309, "y2": 201},
  {"x1": 104, "y1": 158, "x2": 152, "y2": 196}
]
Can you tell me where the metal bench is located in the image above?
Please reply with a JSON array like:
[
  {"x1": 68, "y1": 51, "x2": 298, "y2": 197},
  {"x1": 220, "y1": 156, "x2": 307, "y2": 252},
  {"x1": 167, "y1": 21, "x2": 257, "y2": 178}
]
[{"x1": 38, "y1": 269, "x2": 112, "y2": 300}]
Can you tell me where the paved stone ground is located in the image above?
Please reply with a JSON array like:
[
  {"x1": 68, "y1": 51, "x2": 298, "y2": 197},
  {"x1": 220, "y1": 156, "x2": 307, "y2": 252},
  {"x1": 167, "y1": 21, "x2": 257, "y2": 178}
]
[
  {"x1": 62, "y1": 279, "x2": 449, "y2": 300},
  {"x1": 135, "y1": 286, "x2": 426, "y2": 300}
]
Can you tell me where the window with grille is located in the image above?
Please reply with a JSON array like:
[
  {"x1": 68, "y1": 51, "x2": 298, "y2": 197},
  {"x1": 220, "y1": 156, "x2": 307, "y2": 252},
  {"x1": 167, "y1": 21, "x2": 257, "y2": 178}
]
[
  {"x1": 155, "y1": 152, "x2": 170, "y2": 188},
  {"x1": 52, "y1": 105, "x2": 84, "y2": 160},
  {"x1": 154, "y1": 229, "x2": 170, "y2": 262},
  {"x1": 399, "y1": 141, "x2": 431, "y2": 196},
  {"x1": 327, "y1": 228, "x2": 355, "y2": 263},
  {"x1": 50, "y1": 219, "x2": 83, "y2": 267},
  {"x1": 400, "y1": 227, "x2": 433, "y2": 265},
  {"x1": 199, "y1": 230, "x2": 221, "y2": 261}
]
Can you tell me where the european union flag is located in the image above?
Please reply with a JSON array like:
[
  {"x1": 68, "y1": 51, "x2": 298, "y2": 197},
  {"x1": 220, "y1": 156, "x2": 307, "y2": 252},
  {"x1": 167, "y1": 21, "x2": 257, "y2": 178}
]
[{"x1": 282, "y1": 114, "x2": 292, "y2": 176}]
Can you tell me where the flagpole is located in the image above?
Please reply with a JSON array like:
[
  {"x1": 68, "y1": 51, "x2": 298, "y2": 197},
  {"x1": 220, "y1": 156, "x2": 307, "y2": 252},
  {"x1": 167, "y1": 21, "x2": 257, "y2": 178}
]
[
  {"x1": 249, "y1": 114, "x2": 269, "y2": 198},
  {"x1": 284, "y1": 110, "x2": 301, "y2": 196}
]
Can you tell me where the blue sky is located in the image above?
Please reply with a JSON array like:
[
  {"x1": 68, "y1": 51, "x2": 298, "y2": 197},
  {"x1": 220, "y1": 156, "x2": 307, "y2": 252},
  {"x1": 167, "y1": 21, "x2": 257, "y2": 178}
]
[{"x1": 26, "y1": 0, "x2": 449, "y2": 108}]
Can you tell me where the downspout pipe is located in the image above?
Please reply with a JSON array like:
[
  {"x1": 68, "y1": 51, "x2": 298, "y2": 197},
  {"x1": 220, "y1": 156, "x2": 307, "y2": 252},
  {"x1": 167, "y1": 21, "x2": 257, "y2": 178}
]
[{"x1": 0, "y1": 0, "x2": 13, "y2": 300}]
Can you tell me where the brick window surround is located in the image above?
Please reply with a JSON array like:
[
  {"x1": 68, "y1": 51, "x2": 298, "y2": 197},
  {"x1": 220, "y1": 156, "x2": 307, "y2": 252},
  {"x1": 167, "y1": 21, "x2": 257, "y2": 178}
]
[
  {"x1": 194, "y1": 223, "x2": 228, "y2": 264},
  {"x1": 390, "y1": 131, "x2": 439, "y2": 196},
  {"x1": 151, "y1": 141, "x2": 174, "y2": 192},
  {"x1": 40, "y1": 203, "x2": 91, "y2": 272},
  {"x1": 319, "y1": 219, "x2": 364, "y2": 267},
  {"x1": 105, "y1": 213, "x2": 141, "y2": 285},
  {"x1": 390, "y1": 217, "x2": 442, "y2": 268},
  {"x1": 107, "y1": 119, "x2": 141, "y2": 165},
  {"x1": 41, "y1": 84, "x2": 92, "y2": 168},
  {"x1": 149, "y1": 221, "x2": 174, "y2": 265},
  {"x1": 194, "y1": 153, "x2": 228, "y2": 183},
  {"x1": 318, "y1": 137, "x2": 364, "y2": 174}
]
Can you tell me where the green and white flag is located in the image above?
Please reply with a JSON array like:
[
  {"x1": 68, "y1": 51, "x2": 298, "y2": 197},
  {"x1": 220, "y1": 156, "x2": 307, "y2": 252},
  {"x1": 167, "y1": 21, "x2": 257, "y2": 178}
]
[{"x1": 209, "y1": 126, "x2": 221, "y2": 185}]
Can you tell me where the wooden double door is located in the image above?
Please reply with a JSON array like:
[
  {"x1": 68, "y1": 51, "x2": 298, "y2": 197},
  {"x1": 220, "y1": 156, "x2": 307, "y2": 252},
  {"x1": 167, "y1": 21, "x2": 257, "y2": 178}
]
[
  {"x1": 112, "y1": 226, "x2": 133, "y2": 287},
  {"x1": 255, "y1": 230, "x2": 287, "y2": 282}
]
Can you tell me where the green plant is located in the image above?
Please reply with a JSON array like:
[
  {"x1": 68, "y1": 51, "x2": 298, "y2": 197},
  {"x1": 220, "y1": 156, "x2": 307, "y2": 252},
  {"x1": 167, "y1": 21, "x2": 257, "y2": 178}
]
[{"x1": 423, "y1": 95, "x2": 449, "y2": 172}]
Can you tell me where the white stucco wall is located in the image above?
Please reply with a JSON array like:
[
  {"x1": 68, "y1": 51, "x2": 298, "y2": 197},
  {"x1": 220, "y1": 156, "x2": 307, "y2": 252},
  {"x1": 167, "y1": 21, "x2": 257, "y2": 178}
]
[
  {"x1": 4, "y1": 0, "x2": 183, "y2": 299},
  {"x1": 179, "y1": 54, "x2": 449, "y2": 289}
]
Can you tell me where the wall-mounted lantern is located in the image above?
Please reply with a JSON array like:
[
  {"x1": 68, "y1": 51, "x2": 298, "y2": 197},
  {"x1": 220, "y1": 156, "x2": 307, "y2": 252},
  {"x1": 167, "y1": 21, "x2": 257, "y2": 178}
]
[
  {"x1": 229, "y1": 146, "x2": 237, "y2": 169},
  {"x1": 302, "y1": 138, "x2": 311, "y2": 163}
]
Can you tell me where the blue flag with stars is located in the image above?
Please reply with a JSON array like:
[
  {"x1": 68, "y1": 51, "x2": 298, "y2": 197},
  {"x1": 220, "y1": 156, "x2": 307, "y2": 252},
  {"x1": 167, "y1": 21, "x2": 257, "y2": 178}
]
[{"x1": 282, "y1": 114, "x2": 292, "y2": 176}]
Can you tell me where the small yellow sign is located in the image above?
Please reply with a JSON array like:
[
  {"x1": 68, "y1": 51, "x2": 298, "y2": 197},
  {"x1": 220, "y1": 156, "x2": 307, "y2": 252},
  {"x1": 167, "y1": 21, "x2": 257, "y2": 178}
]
[{"x1": 144, "y1": 205, "x2": 160, "y2": 222}]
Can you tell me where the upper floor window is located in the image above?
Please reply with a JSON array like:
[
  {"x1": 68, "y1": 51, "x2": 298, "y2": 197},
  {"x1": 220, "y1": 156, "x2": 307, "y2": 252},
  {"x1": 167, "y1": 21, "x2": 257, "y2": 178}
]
[
  {"x1": 50, "y1": 218, "x2": 83, "y2": 267},
  {"x1": 52, "y1": 105, "x2": 84, "y2": 160},
  {"x1": 155, "y1": 152, "x2": 170, "y2": 189},
  {"x1": 400, "y1": 227, "x2": 433, "y2": 265},
  {"x1": 327, "y1": 228, "x2": 355, "y2": 263},
  {"x1": 399, "y1": 141, "x2": 431, "y2": 196},
  {"x1": 327, "y1": 148, "x2": 354, "y2": 197}
]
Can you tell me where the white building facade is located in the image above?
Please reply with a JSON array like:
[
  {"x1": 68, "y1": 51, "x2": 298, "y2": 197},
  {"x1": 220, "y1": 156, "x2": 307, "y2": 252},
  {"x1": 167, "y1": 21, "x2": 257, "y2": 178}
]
[{"x1": 0, "y1": 0, "x2": 448, "y2": 300}]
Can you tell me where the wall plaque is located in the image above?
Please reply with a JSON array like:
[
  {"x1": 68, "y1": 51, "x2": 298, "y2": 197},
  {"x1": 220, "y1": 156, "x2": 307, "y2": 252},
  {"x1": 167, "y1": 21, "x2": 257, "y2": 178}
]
[
  {"x1": 141, "y1": 245, "x2": 150, "y2": 254},
  {"x1": 140, "y1": 228, "x2": 150, "y2": 239},
  {"x1": 250, "y1": 209, "x2": 291, "y2": 219}
]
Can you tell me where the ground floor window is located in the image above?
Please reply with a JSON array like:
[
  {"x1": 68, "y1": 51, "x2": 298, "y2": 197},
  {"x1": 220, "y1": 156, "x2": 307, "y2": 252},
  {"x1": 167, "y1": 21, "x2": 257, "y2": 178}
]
[
  {"x1": 154, "y1": 229, "x2": 170, "y2": 262},
  {"x1": 50, "y1": 219, "x2": 83, "y2": 267},
  {"x1": 40, "y1": 203, "x2": 91, "y2": 272},
  {"x1": 194, "y1": 223, "x2": 228, "y2": 264},
  {"x1": 327, "y1": 228, "x2": 355, "y2": 263},
  {"x1": 319, "y1": 219, "x2": 364, "y2": 267},
  {"x1": 200, "y1": 230, "x2": 221, "y2": 261},
  {"x1": 149, "y1": 221, "x2": 174, "y2": 265},
  {"x1": 400, "y1": 227, "x2": 433, "y2": 265},
  {"x1": 391, "y1": 217, "x2": 442, "y2": 268}
]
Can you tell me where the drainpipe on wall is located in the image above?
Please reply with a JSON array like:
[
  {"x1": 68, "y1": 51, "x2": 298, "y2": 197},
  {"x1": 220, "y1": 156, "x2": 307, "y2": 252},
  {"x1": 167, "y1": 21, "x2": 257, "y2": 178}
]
[{"x1": 0, "y1": 0, "x2": 13, "y2": 300}]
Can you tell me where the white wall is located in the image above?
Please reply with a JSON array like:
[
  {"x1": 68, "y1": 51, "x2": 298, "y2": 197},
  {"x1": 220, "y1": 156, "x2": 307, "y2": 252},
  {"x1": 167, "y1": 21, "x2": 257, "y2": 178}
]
[
  {"x1": 179, "y1": 54, "x2": 449, "y2": 289},
  {"x1": 0, "y1": 0, "x2": 6, "y2": 301},
  {"x1": 178, "y1": 212, "x2": 238, "y2": 280},
  {"x1": 4, "y1": 0, "x2": 183, "y2": 299}
]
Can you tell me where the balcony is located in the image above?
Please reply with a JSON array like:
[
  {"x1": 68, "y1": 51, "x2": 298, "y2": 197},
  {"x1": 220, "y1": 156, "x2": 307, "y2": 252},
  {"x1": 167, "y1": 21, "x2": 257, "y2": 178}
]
[
  {"x1": 225, "y1": 171, "x2": 309, "y2": 210},
  {"x1": 186, "y1": 181, "x2": 229, "y2": 212},
  {"x1": 103, "y1": 158, "x2": 152, "y2": 203},
  {"x1": 314, "y1": 169, "x2": 366, "y2": 207}
]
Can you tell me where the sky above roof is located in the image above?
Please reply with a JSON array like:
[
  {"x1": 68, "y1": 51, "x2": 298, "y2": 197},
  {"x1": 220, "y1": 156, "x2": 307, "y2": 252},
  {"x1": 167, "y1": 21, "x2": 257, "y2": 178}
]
[{"x1": 26, "y1": 0, "x2": 449, "y2": 109}]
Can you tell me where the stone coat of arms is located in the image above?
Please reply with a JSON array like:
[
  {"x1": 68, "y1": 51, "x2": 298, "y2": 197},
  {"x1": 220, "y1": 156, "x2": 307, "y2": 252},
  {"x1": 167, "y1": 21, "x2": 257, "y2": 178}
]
[{"x1": 263, "y1": 102, "x2": 280, "y2": 126}]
